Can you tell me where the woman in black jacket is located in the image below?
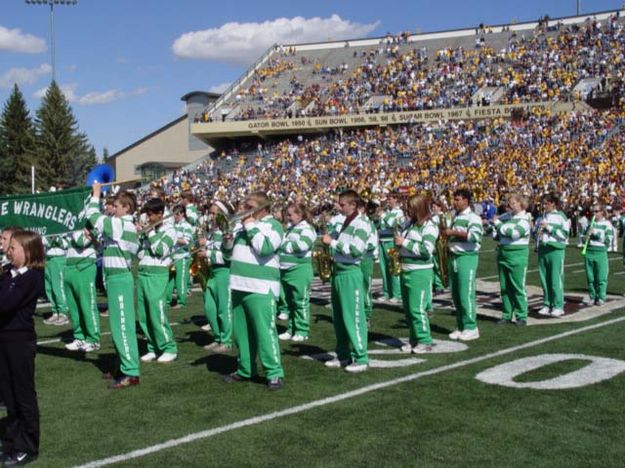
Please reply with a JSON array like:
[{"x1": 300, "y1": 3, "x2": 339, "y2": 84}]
[{"x1": 0, "y1": 230, "x2": 45, "y2": 466}]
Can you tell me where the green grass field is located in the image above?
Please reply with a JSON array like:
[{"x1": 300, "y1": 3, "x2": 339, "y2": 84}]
[{"x1": 5, "y1": 238, "x2": 625, "y2": 467}]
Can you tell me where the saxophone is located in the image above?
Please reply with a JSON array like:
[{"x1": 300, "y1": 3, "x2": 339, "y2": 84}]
[
  {"x1": 189, "y1": 223, "x2": 211, "y2": 291},
  {"x1": 435, "y1": 213, "x2": 449, "y2": 287},
  {"x1": 387, "y1": 225, "x2": 403, "y2": 276},
  {"x1": 312, "y1": 225, "x2": 333, "y2": 283}
]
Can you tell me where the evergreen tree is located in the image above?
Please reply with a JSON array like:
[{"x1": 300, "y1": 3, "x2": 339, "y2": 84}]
[
  {"x1": 0, "y1": 84, "x2": 36, "y2": 194},
  {"x1": 33, "y1": 81, "x2": 93, "y2": 189}
]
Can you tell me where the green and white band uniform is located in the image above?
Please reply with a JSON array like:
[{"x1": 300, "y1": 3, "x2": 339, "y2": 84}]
[
  {"x1": 379, "y1": 207, "x2": 404, "y2": 300},
  {"x1": 86, "y1": 196, "x2": 141, "y2": 378},
  {"x1": 327, "y1": 213, "x2": 346, "y2": 237},
  {"x1": 185, "y1": 203, "x2": 200, "y2": 227},
  {"x1": 537, "y1": 210, "x2": 569, "y2": 311},
  {"x1": 493, "y1": 211, "x2": 531, "y2": 321},
  {"x1": 430, "y1": 213, "x2": 445, "y2": 292},
  {"x1": 166, "y1": 218, "x2": 193, "y2": 307},
  {"x1": 137, "y1": 222, "x2": 178, "y2": 357},
  {"x1": 361, "y1": 215, "x2": 379, "y2": 321},
  {"x1": 448, "y1": 207, "x2": 483, "y2": 332},
  {"x1": 329, "y1": 213, "x2": 371, "y2": 365},
  {"x1": 204, "y1": 228, "x2": 232, "y2": 347},
  {"x1": 64, "y1": 230, "x2": 100, "y2": 345},
  {"x1": 399, "y1": 219, "x2": 438, "y2": 346},
  {"x1": 582, "y1": 219, "x2": 613, "y2": 303},
  {"x1": 279, "y1": 220, "x2": 316, "y2": 338},
  {"x1": 228, "y1": 214, "x2": 285, "y2": 380},
  {"x1": 43, "y1": 235, "x2": 69, "y2": 316}
]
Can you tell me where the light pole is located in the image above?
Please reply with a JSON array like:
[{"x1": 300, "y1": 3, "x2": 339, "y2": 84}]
[{"x1": 25, "y1": 0, "x2": 78, "y2": 83}]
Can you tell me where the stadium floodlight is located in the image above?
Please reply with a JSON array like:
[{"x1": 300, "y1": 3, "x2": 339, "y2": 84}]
[{"x1": 25, "y1": 0, "x2": 78, "y2": 83}]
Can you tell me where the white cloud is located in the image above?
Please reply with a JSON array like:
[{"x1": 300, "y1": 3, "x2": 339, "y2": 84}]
[
  {"x1": 172, "y1": 14, "x2": 379, "y2": 64},
  {"x1": 0, "y1": 25, "x2": 46, "y2": 53},
  {"x1": 209, "y1": 82, "x2": 231, "y2": 93},
  {"x1": 0, "y1": 63, "x2": 51, "y2": 88},
  {"x1": 34, "y1": 83, "x2": 149, "y2": 105}
]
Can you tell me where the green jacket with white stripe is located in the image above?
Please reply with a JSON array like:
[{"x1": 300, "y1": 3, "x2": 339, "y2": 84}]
[
  {"x1": 65, "y1": 230, "x2": 96, "y2": 266},
  {"x1": 582, "y1": 219, "x2": 614, "y2": 252},
  {"x1": 172, "y1": 219, "x2": 194, "y2": 261},
  {"x1": 538, "y1": 210, "x2": 569, "y2": 250},
  {"x1": 138, "y1": 223, "x2": 177, "y2": 271},
  {"x1": 229, "y1": 214, "x2": 284, "y2": 296},
  {"x1": 494, "y1": 211, "x2": 532, "y2": 249},
  {"x1": 86, "y1": 197, "x2": 139, "y2": 276},
  {"x1": 399, "y1": 219, "x2": 439, "y2": 270},
  {"x1": 206, "y1": 230, "x2": 229, "y2": 267},
  {"x1": 448, "y1": 207, "x2": 482, "y2": 256},
  {"x1": 379, "y1": 207, "x2": 405, "y2": 241},
  {"x1": 185, "y1": 204, "x2": 200, "y2": 227},
  {"x1": 330, "y1": 213, "x2": 371, "y2": 266},
  {"x1": 279, "y1": 220, "x2": 316, "y2": 269}
]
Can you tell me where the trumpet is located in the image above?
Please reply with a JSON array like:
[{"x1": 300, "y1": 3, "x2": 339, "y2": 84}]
[
  {"x1": 220, "y1": 201, "x2": 271, "y2": 234},
  {"x1": 136, "y1": 213, "x2": 175, "y2": 234}
]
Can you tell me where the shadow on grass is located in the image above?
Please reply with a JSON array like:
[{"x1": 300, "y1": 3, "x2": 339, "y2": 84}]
[
  {"x1": 36, "y1": 345, "x2": 117, "y2": 374},
  {"x1": 282, "y1": 343, "x2": 327, "y2": 358}
]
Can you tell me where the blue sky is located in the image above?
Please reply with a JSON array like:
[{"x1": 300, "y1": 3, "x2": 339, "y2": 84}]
[{"x1": 0, "y1": 0, "x2": 622, "y2": 158}]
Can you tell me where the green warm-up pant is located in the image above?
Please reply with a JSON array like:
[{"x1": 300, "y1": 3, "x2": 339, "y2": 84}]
[
  {"x1": 138, "y1": 269, "x2": 177, "y2": 355},
  {"x1": 432, "y1": 255, "x2": 445, "y2": 291},
  {"x1": 448, "y1": 254, "x2": 479, "y2": 331},
  {"x1": 497, "y1": 246, "x2": 529, "y2": 321},
  {"x1": 64, "y1": 261, "x2": 100, "y2": 344},
  {"x1": 380, "y1": 241, "x2": 401, "y2": 300},
  {"x1": 400, "y1": 268, "x2": 433, "y2": 345},
  {"x1": 360, "y1": 256, "x2": 374, "y2": 320},
  {"x1": 166, "y1": 258, "x2": 190, "y2": 306},
  {"x1": 584, "y1": 248, "x2": 608, "y2": 302},
  {"x1": 281, "y1": 263, "x2": 313, "y2": 337},
  {"x1": 538, "y1": 246, "x2": 565, "y2": 309},
  {"x1": 232, "y1": 289, "x2": 284, "y2": 380},
  {"x1": 106, "y1": 272, "x2": 140, "y2": 377},
  {"x1": 331, "y1": 265, "x2": 368, "y2": 364},
  {"x1": 276, "y1": 284, "x2": 288, "y2": 318},
  {"x1": 204, "y1": 267, "x2": 232, "y2": 346},
  {"x1": 45, "y1": 256, "x2": 68, "y2": 314}
]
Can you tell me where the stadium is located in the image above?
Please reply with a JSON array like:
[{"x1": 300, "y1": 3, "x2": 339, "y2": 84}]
[{"x1": 1, "y1": 4, "x2": 625, "y2": 467}]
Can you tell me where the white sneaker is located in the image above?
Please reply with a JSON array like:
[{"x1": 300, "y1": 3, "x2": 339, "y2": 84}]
[
  {"x1": 43, "y1": 314, "x2": 59, "y2": 325},
  {"x1": 582, "y1": 296, "x2": 594, "y2": 306},
  {"x1": 278, "y1": 332, "x2": 292, "y2": 341},
  {"x1": 389, "y1": 297, "x2": 402, "y2": 304},
  {"x1": 291, "y1": 334, "x2": 308, "y2": 342},
  {"x1": 65, "y1": 339, "x2": 85, "y2": 351},
  {"x1": 157, "y1": 352, "x2": 177, "y2": 363},
  {"x1": 140, "y1": 352, "x2": 157, "y2": 362},
  {"x1": 277, "y1": 313, "x2": 289, "y2": 321},
  {"x1": 412, "y1": 343, "x2": 434, "y2": 354},
  {"x1": 449, "y1": 330, "x2": 462, "y2": 340},
  {"x1": 595, "y1": 299, "x2": 605, "y2": 306},
  {"x1": 537, "y1": 306, "x2": 551, "y2": 316},
  {"x1": 400, "y1": 343, "x2": 413, "y2": 353},
  {"x1": 325, "y1": 358, "x2": 349, "y2": 369},
  {"x1": 459, "y1": 329, "x2": 480, "y2": 341},
  {"x1": 201, "y1": 324, "x2": 211, "y2": 332},
  {"x1": 55, "y1": 314, "x2": 70, "y2": 326},
  {"x1": 550, "y1": 308, "x2": 565, "y2": 317},
  {"x1": 81, "y1": 342, "x2": 100, "y2": 353},
  {"x1": 345, "y1": 362, "x2": 368, "y2": 373}
]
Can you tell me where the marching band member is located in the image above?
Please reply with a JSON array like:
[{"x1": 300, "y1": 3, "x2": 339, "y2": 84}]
[
  {"x1": 322, "y1": 189, "x2": 371, "y2": 372},
  {"x1": 63, "y1": 228, "x2": 100, "y2": 352},
  {"x1": 223, "y1": 192, "x2": 285, "y2": 390},
  {"x1": 181, "y1": 191, "x2": 200, "y2": 227},
  {"x1": 166, "y1": 205, "x2": 193, "y2": 309},
  {"x1": 278, "y1": 202, "x2": 316, "y2": 342},
  {"x1": 136, "y1": 198, "x2": 178, "y2": 363},
  {"x1": 42, "y1": 234, "x2": 69, "y2": 326},
  {"x1": 430, "y1": 199, "x2": 447, "y2": 294},
  {"x1": 445, "y1": 188, "x2": 483, "y2": 341},
  {"x1": 202, "y1": 200, "x2": 234, "y2": 353},
  {"x1": 395, "y1": 194, "x2": 438, "y2": 353},
  {"x1": 581, "y1": 203, "x2": 613, "y2": 306},
  {"x1": 378, "y1": 194, "x2": 404, "y2": 303},
  {"x1": 86, "y1": 183, "x2": 141, "y2": 388},
  {"x1": 492, "y1": 193, "x2": 532, "y2": 326},
  {"x1": 536, "y1": 192, "x2": 570, "y2": 318},
  {"x1": 359, "y1": 199, "x2": 379, "y2": 325}
]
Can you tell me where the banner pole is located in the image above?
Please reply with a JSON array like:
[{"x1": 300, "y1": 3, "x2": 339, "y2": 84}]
[{"x1": 31, "y1": 166, "x2": 35, "y2": 194}]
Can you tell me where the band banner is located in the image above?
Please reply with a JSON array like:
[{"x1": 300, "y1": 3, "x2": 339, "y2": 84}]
[{"x1": 0, "y1": 187, "x2": 92, "y2": 236}]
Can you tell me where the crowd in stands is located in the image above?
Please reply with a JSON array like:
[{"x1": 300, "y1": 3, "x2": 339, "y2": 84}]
[
  {"x1": 153, "y1": 107, "x2": 625, "y2": 222},
  {"x1": 207, "y1": 13, "x2": 625, "y2": 122}
]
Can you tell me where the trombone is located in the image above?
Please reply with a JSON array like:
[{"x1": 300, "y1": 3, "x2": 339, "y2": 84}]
[{"x1": 136, "y1": 213, "x2": 175, "y2": 234}]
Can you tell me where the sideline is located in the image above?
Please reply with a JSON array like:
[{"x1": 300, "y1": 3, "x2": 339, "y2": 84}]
[{"x1": 76, "y1": 315, "x2": 625, "y2": 467}]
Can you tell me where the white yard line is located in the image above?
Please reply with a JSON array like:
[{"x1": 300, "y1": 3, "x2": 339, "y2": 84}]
[{"x1": 75, "y1": 315, "x2": 625, "y2": 468}]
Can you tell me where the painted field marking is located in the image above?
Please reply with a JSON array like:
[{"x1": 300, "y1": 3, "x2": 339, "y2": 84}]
[
  {"x1": 75, "y1": 315, "x2": 625, "y2": 468},
  {"x1": 36, "y1": 323, "x2": 182, "y2": 347}
]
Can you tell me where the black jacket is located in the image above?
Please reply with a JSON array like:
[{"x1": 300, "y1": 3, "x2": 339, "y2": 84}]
[{"x1": 0, "y1": 268, "x2": 45, "y2": 342}]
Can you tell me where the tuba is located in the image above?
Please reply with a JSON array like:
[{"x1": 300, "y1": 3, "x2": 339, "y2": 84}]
[{"x1": 435, "y1": 213, "x2": 449, "y2": 288}]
